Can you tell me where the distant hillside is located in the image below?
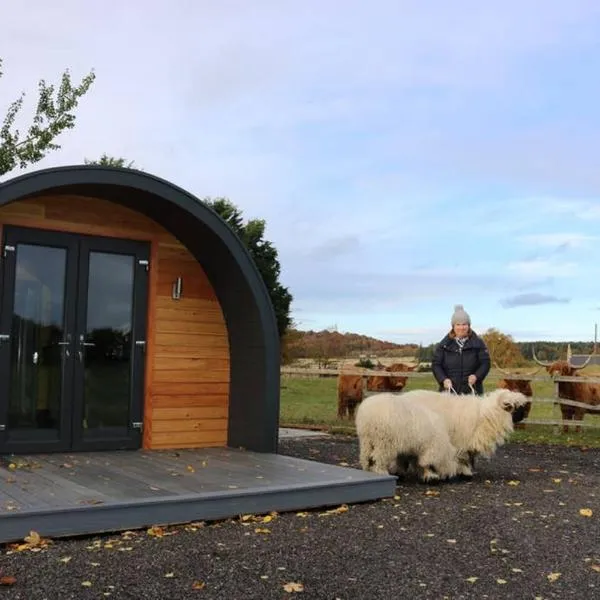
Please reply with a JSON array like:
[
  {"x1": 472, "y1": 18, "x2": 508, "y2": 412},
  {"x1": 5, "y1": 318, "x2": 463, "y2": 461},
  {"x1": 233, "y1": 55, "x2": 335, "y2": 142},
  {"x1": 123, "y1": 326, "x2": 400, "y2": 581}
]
[
  {"x1": 283, "y1": 328, "x2": 418, "y2": 360},
  {"x1": 281, "y1": 328, "x2": 599, "y2": 365}
]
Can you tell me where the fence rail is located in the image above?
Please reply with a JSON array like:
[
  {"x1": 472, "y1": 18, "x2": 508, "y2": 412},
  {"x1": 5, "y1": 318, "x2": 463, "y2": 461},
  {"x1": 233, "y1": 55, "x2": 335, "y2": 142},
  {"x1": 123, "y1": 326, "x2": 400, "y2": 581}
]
[
  {"x1": 281, "y1": 367, "x2": 600, "y2": 431},
  {"x1": 280, "y1": 366, "x2": 600, "y2": 384}
]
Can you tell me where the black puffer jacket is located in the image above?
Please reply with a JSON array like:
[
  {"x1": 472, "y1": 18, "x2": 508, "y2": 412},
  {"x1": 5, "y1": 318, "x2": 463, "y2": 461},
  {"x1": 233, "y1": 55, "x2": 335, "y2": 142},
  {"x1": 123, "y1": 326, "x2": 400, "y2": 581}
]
[{"x1": 432, "y1": 330, "x2": 491, "y2": 395}]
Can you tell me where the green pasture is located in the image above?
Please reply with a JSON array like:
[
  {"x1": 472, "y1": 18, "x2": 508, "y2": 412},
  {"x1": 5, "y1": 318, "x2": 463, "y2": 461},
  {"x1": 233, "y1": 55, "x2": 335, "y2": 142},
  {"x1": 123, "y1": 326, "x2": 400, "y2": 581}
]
[{"x1": 279, "y1": 369, "x2": 600, "y2": 448}]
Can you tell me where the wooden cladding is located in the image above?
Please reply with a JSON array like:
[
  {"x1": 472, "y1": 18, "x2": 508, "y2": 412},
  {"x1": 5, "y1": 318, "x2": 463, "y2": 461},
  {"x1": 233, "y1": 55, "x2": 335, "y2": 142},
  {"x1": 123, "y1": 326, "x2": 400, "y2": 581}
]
[{"x1": 0, "y1": 195, "x2": 230, "y2": 449}]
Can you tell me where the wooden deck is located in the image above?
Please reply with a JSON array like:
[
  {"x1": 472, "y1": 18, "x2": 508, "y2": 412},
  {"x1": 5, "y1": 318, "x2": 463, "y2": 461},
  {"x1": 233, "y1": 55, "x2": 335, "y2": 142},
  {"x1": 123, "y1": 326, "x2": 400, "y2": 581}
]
[{"x1": 0, "y1": 447, "x2": 395, "y2": 544}]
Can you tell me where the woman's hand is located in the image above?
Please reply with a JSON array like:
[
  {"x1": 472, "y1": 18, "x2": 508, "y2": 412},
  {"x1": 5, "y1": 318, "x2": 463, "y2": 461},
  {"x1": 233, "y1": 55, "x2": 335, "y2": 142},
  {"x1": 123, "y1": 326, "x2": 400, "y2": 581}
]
[
  {"x1": 468, "y1": 374, "x2": 477, "y2": 386},
  {"x1": 443, "y1": 378, "x2": 452, "y2": 390}
]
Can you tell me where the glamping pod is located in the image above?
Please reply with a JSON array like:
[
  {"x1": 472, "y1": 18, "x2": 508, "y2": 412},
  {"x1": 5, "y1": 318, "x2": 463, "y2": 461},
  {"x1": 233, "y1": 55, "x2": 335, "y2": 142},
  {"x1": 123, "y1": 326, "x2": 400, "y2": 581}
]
[{"x1": 0, "y1": 165, "x2": 280, "y2": 455}]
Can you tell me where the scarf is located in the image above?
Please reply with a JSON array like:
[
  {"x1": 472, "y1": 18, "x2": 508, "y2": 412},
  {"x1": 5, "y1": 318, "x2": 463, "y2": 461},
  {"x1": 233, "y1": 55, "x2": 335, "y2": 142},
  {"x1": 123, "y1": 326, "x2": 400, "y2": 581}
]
[{"x1": 455, "y1": 336, "x2": 468, "y2": 351}]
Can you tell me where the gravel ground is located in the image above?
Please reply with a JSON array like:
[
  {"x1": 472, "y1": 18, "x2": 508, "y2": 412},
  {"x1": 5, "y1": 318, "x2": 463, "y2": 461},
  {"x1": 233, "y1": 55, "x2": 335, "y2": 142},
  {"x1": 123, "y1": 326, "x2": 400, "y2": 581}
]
[{"x1": 1, "y1": 436, "x2": 599, "y2": 599}]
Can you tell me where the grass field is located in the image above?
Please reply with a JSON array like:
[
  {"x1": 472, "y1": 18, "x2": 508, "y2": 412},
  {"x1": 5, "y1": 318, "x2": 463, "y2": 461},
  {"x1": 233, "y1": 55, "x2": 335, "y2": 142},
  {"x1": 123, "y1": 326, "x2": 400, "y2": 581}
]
[{"x1": 279, "y1": 368, "x2": 600, "y2": 447}]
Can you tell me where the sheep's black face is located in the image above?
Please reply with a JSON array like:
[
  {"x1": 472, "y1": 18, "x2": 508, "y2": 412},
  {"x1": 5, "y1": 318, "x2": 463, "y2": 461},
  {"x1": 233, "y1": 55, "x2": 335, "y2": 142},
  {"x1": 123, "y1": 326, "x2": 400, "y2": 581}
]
[{"x1": 512, "y1": 404, "x2": 528, "y2": 424}]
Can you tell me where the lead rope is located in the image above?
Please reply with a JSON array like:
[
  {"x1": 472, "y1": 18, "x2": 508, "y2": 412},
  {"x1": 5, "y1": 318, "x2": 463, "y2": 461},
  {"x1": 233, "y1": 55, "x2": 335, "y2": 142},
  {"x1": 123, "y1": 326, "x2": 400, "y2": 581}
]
[{"x1": 447, "y1": 384, "x2": 477, "y2": 395}]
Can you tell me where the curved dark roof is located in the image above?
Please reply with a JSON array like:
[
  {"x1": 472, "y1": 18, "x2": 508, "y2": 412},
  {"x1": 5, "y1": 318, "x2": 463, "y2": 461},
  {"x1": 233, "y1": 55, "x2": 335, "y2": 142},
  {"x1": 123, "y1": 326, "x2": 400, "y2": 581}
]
[{"x1": 0, "y1": 165, "x2": 280, "y2": 453}]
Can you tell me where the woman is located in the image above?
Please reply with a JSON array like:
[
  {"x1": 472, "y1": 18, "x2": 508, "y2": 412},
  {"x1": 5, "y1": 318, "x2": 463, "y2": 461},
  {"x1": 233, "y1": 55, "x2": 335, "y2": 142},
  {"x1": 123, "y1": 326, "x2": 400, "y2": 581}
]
[{"x1": 432, "y1": 304, "x2": 490, "y2": 395}]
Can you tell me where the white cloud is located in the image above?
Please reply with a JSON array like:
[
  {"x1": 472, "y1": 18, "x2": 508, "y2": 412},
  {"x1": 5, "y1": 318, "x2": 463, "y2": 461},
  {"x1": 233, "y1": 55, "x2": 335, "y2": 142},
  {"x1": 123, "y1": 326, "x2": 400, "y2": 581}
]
[
  {"x1": 518, "y1": 232, "x2": 598, "y2": 248},
  {"x1": 506, "y1": 259, "x2": 580, "y2": 278}
]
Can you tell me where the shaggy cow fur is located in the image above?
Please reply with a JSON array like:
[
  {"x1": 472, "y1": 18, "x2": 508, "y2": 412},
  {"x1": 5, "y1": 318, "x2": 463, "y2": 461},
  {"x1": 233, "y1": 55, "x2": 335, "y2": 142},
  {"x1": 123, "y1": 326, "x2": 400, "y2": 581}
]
[
  {"x1": 400, "y1": 388, "x2": 530, "y2": 477},
  {"x1": 337, "y1": 374, "x2": 363, "y2": 419},
  {"x1": 355, "y1": 393, "x2": 465, "y2": 482}
]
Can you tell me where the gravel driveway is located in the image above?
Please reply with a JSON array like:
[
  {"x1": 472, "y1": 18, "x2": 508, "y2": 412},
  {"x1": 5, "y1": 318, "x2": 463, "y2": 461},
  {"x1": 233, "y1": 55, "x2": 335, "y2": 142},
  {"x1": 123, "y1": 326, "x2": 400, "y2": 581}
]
[{"x1": 1, "y1": 436, "x2": 598, "y2": 599}]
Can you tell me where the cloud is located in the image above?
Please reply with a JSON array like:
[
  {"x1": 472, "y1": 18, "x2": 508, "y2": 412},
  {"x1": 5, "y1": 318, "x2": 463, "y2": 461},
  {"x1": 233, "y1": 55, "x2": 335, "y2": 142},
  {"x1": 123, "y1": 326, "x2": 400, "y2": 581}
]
[
  {"x1": 506, "y1": 259, "x2": 579, "y2": 278},
  {"x1": 500, "y1": 293, "x2": 570, "y2": 308},
  {"x1": 518, "y1": 232, "x2": 598, "y2": 248},
  {"x1": 533, "y1": 198, "x2": 600, "y2": 220}
]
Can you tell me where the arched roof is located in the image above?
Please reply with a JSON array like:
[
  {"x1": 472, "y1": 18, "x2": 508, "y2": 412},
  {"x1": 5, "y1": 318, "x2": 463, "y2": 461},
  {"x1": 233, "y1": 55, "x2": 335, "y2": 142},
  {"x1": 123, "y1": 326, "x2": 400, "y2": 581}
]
[{"x1": 0, "y1": 165, "x2": 280, "y2": 453}]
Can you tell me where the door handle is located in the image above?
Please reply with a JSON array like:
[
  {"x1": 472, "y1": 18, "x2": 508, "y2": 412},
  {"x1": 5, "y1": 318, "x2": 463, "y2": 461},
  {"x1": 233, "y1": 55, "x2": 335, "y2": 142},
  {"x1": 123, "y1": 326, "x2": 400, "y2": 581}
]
[{"x1": 56, "y1": 335, "x2": 72, "y2": 358}]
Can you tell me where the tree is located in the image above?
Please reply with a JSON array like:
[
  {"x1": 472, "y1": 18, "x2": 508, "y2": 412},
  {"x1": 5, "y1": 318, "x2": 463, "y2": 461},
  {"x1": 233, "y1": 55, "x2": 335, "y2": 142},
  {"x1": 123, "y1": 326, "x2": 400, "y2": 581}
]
[
  {"x1": 0, "y1": 58, "x2": 95, "y2": 177},
  {"x1": 84, "y1": 154, "x2": 137, "y2": 169},
  {"x1": 481, "y1": 328, "x2": 524, "y2": 367},
  {"x1": 203, "y1": 198, "x2": 293, "y2": 340}
]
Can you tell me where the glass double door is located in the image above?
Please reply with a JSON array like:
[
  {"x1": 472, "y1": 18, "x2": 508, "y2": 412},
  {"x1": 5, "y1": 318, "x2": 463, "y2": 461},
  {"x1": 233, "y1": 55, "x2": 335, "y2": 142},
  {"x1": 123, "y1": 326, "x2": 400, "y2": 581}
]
[{"x1": 0, "y1": 226, "x2": 149, "y2": 453}]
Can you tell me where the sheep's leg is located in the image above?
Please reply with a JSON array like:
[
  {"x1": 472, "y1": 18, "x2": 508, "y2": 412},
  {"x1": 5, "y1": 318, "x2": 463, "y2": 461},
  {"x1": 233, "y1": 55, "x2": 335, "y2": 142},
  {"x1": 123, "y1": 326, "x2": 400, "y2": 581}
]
[
  {"x1": 358, "y1": 439, "x2": 374, "y2": 471},
  {"x1": 416, "y1": 448, "x2": 443, "y2": 482},
  {"x1": 370, "y1": 447, "x2": 395, "y2": 475}
]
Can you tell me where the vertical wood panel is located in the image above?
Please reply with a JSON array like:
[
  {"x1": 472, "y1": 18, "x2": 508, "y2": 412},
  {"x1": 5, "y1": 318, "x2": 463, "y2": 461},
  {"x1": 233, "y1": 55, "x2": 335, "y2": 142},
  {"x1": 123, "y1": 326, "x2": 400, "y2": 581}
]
[{"x1": 0, "y1": 195, "x2": 230, "y2": 450}]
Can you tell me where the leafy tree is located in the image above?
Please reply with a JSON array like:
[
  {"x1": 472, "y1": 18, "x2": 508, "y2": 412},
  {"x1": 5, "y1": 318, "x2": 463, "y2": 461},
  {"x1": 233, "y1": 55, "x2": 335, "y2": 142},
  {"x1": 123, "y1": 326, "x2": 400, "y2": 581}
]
[
  {"x1": 203, "y1": 198, "x2": 293, "y2": 340},
  {"x1": 0, "y1": 58, "x2": 95, "y2": 177},
  {"x1": 481, "y1": 328, "x2": 524, "y2": 367},
  {"x1": 84, "y1": 153, "x2": 137, "y2": 169}
]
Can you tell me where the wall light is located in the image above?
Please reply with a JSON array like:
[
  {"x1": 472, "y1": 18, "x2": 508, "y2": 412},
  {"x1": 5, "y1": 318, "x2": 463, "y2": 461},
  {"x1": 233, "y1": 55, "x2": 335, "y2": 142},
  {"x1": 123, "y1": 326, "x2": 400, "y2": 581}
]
[{"x1": 172, "y1": 277, "x2": 183, "y2": 300}]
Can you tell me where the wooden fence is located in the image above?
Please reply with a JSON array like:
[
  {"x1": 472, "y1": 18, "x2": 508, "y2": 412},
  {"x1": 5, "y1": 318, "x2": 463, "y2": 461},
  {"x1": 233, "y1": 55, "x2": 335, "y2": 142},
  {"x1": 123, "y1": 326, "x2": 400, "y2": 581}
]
[{"x1": 280, "y1": 367, "x2": 600, "y2": 431}]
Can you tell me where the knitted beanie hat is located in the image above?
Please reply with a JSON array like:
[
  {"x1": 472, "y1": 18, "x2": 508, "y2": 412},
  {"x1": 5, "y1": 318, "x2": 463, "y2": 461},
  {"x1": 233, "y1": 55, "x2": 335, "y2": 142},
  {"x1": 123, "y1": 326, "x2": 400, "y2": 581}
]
[{"x1": 451, "y1": 304, "x2": 471, "y2": 326}]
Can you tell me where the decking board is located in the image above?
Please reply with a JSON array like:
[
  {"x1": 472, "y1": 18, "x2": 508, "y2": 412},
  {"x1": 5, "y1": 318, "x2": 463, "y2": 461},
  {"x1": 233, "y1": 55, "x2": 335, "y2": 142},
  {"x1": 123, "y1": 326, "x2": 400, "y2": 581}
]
[{"x1": 0, "y1": 448, "x2": 395, "y2": 543}]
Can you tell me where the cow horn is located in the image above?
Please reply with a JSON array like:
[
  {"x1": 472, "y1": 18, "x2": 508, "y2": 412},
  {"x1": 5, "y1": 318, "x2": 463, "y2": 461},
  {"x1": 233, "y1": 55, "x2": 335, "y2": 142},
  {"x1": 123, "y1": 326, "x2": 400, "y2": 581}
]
[
  {"x1": 492, "y1": 361, "x2": 512, "y2": 376},
  {"x1": 493, "y1": 360, "x2": 542, "y2": 378},
  {"x1": 568, "y1": 341, "x2": 597, "y2": 370},
  {"x1": 531, "y1": 345, "x2": 553, "y2": 367}
]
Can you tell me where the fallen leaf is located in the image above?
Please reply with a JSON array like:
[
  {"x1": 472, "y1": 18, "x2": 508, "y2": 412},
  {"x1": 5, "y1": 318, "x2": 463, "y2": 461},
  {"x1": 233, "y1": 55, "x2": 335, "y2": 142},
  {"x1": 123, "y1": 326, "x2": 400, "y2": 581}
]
[
  {"x1": 0, "y1": 576, "x2": 17, "y2": 586},
  {"x1": 59, "y1": 556, "x2": 72, "y2": 563},
  {"x1": 192, "y1": 581, "x2": 205, "y2": 589},
  {"x1": 318, "y1": 504, "x2": 349, "y2": 517},
  {"x1": 511, "y1": 568, "x2": 523, "y2": 573},
  {"x1": 283, "y1": 581, "x2": 304, "y2": 593},
  {"x1": 82, "y1": 581, "x2": 93, "y2": 587},
  {"x1": 579, "y1": 508, "x2": 593, "y2": 518},
  {"x1": 547, "y1": 572, "x2": 561, "y2": 582},
  {"x1": 186, "y1": 465, "x2": 195, "y2": 473},
  {"x1": 552, "y1": 478, "x2": 562, "y2": 484},
  {"x1": 254, "y1": 528, "x2": 271, "y2": 534},
  {"x1": 425, "y1": 490, "x2": 440, "y2": 497},
  {"x1": 165, "y1": 572, "x2": 175, "y2": 578},
  {"x1": 147, "y1": 526, "x2": 165, "y2": 537},
  {"x1": 591, "y1": 565, "x2": 600, "y2": 573},
  {"x1": 24, "y1": 531, "x2": 41, "y2": 546},
  {"x1": 465, "y1": 576, "x2": 478, "y2": 583},
  {"x1": 296, "y1": 512, "x2": 309, "y2": 518},
  {"x1": 496, "y1": 579, "x2": 507, "y2": 584},
  {"x1": 262, "y1": 515, "x2": 273, "y2": 524},
  {"x1": 507, "y1": 480, "x2": 520, "y2": 486}
]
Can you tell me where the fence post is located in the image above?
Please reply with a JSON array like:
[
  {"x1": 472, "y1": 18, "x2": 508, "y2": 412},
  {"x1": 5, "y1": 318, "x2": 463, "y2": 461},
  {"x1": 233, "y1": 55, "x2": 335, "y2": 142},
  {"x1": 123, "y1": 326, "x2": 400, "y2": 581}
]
[{"x1": 553, "y1": 380, "x2": 560, "y2": 434}]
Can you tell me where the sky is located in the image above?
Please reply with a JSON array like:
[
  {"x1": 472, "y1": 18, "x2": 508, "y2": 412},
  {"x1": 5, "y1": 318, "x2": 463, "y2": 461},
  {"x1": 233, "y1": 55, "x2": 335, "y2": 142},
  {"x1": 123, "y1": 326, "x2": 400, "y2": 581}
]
[{"x1": 3, "y1": 1, "x2": 600, "y2": 346}]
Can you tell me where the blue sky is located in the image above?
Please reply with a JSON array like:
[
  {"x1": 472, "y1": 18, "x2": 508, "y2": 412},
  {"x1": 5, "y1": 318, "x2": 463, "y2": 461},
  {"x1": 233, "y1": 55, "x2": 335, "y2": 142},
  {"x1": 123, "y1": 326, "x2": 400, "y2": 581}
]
[{"x1": 3, "y1": 1, "x2": 600, "y2": 345}]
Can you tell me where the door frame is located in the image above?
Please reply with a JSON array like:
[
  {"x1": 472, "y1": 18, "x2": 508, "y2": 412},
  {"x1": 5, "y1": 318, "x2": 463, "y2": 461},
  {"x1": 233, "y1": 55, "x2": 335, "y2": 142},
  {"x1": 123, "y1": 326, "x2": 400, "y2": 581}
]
[{"x1": 0, "y1": 225, "x2": 150, "y2": 454}]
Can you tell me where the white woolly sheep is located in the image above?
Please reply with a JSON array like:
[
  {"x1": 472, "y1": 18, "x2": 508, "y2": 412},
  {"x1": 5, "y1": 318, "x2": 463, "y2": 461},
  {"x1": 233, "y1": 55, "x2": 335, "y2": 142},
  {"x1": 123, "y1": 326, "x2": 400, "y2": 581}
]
[
  {"x1": 400, "y1": 387, "x2": 530, "y2": 477},
  {"x1": 355, "y1": 392, "x2": 465, "y2": 482}
]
